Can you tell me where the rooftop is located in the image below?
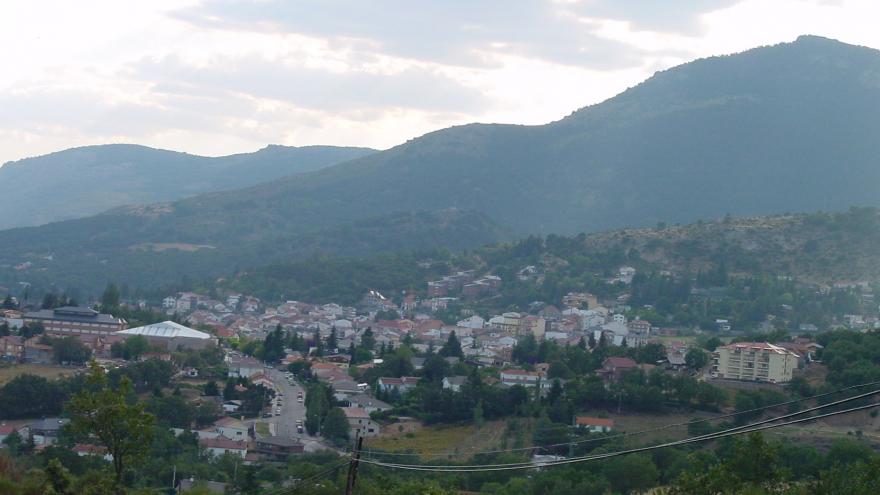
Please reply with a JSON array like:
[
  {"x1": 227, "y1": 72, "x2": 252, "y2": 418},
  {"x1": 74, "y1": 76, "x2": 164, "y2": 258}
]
[
  {"x1": 118, "y1": 321, "x2": 212, "y2": 340},
  {"x1": 24, "y1": 306, "x2": 123, "y2": 325}
]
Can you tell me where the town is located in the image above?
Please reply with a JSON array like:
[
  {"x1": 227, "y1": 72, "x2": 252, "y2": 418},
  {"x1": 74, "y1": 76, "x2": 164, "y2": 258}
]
[{"x1": 1, "y1": 253, "x2": 878, "y2": 492}]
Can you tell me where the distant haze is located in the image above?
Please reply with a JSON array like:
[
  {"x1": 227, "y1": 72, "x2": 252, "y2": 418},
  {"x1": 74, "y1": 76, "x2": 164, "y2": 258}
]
[{"x1": 2, "y1": 0, "x2": 880, "y2": 165}]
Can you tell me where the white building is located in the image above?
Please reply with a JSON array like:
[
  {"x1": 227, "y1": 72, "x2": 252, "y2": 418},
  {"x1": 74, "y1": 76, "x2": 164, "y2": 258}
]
[{"x1": 713, "y1": 342, "x2": 799, "y2": 383}]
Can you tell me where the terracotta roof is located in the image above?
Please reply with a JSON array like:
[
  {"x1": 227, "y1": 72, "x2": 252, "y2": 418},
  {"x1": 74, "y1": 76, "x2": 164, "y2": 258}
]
[
  {"x1": 199, "y1": 436, "x2": 247, "y2": 450},
  {"x1": 342, "y1": 407, "x2": 370, "y2": 420},
  {"x1": 603, "y1": 357, "x2": 637, "y2": 368},
  {"x1": 72, "y1": 443, "x2": 108, "y2": 455}
]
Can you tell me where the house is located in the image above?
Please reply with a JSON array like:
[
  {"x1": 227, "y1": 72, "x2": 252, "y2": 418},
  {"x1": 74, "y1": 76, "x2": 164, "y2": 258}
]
[
  {"x1": 456, "y1": 315, "x2": 486, "y2": 329},
  {"x1": 377, "y1": 376, "x2": 419, "y2": 395},
  {"x1": 222, "y1": 400, "x2": 243, "y2": 413},
  {"x1": 227, "y1": 355, "x2": 263, "y2": 378},
  {"x1": 253, "y1": 436, "x2": 304, "y2": 461},
  {"x1": 0, "y1": 335, "x2": 24, "y2": 360},
  {"x1": 178, "y1": 479, "x2": 228, "y2": 494},
  {"x1": 410, "y1": 357, "x2": 426, "y2": 371},
  {"x1": 213, "y1": 417, "x2": 249, "y2": 440},
  {"x1": 29, "y1": 418, "x2": 69, "y2": 446},
  {"x1": 598, "y1": 357, "x2": 638, "y2": 383},
  {"x1": 0, "y1": 424, "x2": 19, "y2": 443},
  {"x1": 442, "y1": 376, "x2": 467, "y2": 392},
  {"x1": 72, "y1": 443, "x2": 112, "y2": 461},
  {"x1": 574, "y1": 416, "x2": 614, "y2": 433},
  {"x1": 345, "y1": 393, "x2": 391, "y2": 414},
  {"x1": 342, "y1": 407, "x2": 380, "y2": 437},
  {"x1": 199, "y1": 436, "x2": 248, "y2": 458},
  {"x1": 499, "y1": 369, "x2": 543, "y2": 388},
  {"x1": 23, "y1": 338, "x2": 53, "y2": 364}
]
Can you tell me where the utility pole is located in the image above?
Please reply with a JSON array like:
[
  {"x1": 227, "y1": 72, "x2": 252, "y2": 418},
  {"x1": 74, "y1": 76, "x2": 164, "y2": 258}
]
[
  {"x1": 171, "y1": 465, "x2": 176, "y2": 493},
  {"x1": 345, "y1": 435, "x2": 364, "y2": 495}
]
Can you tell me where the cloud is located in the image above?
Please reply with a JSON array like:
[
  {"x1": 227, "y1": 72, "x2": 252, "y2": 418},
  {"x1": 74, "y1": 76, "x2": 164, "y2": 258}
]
[
  {"x1": 129, "y1": 53, "x2": 492, "y2": 113},
  {"x1": 172, "y1": 0, "x2": 647, "y2": 69},
  {"x1": 572, "y1": 0, "x2": 742, "y2": 33}
]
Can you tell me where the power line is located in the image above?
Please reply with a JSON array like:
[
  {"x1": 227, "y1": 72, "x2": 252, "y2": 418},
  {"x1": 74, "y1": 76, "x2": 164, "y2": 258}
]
[
  {"x1": 266, "y1": 457, "x2": 351, "y2": 495},
  {"x1": 363, "y1": 379, "x2": 880, "y2": 460},
  {"x1": 358, "y1": 387, "x2": 880, "y2": 471},
  {"x1": 357, "y1": 401, "x2": 878, "y2": 472}
]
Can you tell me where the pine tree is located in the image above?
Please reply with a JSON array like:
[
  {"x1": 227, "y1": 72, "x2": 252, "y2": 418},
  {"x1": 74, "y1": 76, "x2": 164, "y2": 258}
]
[{"x1": 439, "y1": 330, "x2": 464, "y2": 358}]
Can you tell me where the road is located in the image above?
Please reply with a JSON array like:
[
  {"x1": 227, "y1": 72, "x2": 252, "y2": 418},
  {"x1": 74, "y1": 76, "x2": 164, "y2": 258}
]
[{"x1": 262, "y1": 367, "x2": 328, "y2": 453}]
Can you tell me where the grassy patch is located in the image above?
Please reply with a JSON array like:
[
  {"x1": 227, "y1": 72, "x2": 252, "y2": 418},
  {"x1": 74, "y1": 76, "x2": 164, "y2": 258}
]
[
  {"x1": 363, "y1": 420, "x2": 513, "y2": 460},
  {"x1": 0, "y1": 363, "x2": 81, "y2": 385},
  {"x1": 255, "y1": 422, "x2": 271, "y2": 436}
]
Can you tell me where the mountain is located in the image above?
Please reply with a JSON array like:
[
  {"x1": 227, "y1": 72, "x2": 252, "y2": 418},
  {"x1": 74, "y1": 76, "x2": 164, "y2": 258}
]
[
  {"x1": 0, "y1": 144, "x2": 376, "y2": 229},
  {"x1": 1, "y1": 35, "x2": 879, "y2": 293}
]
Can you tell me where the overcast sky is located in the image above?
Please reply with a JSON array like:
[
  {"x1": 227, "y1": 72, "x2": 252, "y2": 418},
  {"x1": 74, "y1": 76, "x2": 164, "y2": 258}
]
[{"x1": 2, "y1": 0, "x2": 880, "y2": 165}]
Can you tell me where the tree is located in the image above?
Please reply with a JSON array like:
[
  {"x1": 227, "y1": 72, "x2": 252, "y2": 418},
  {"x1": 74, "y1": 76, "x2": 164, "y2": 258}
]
[
  {"x1": 51, "y1": 337, "x2": 91, "y2": 365},
  {"x1": 120, "y1": 335, "x2": 149, "y2": 361},
  {"x1": 100, "y1": 283, "x2": 120, "y2": 313},
  {"x1": 327, "y1": 327, "x2": 338, "y2": 351},
  {"x1": 439, "y1": 331, "x2": 464, "y2": 358},
  {"x1": 67, "y1": 362, "x2": 155, "y2": 493},
  {"x1": 361, "y1": 327, "x2": 375, "y2": 351},
  {"x1": 43, "y1": 458, "x2": 76, "y2": 495},
  {"x1": 685, "y1": 348, "x2": 709, "y2": 370},
  {"x1": 204, "y1": 380, "x2": 219, "y2": 396},
  {"x1": 321, "y1": 407, "x2": 351, "y2": 446}
]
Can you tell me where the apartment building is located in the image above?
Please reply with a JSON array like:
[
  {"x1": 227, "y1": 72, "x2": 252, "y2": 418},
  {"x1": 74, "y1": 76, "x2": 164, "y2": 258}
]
[{"x1": 712, "y1": 342, "x2": 799, "y2": 383}]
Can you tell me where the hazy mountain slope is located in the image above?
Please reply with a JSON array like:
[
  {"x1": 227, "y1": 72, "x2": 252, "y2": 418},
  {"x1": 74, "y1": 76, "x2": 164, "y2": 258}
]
[
  {"x1": 0, "y1": 144, "x2": 375, "y2": 229},
  {"x1": 1, "y1": 35, "x2": 878, "y2": 292},
  {"x1": 153, "y1": 35, "x2": 880, "y2": 235}
]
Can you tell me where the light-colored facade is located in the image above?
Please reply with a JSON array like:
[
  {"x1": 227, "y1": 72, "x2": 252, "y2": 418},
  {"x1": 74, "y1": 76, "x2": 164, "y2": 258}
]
[
  {"x1": 342, "y1": 407, "x2": 380, "y2": 437},
  {"x1": 713, "y1": 342, "x2": 799, "y2": 383}
]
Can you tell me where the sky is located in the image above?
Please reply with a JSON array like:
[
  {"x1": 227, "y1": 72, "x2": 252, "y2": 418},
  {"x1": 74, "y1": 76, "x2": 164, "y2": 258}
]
[{"x1": 2, "y1": 0, "x2": 880, "y2": 165}]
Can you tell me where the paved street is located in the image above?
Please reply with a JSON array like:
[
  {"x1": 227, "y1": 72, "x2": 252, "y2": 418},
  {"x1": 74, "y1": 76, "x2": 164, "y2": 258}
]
[{"x1": 263, "y1": 367, "x2": 328, "y2": 453}]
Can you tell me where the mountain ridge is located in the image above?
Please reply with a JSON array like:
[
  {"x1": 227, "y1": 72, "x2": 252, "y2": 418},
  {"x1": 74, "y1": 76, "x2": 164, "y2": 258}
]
[
  {"x1": 0, "y1": 143, "x2": 377, "y2": 229},
  {"x1": 1, "y1": 35, "x2": 878, "y2": 293}
]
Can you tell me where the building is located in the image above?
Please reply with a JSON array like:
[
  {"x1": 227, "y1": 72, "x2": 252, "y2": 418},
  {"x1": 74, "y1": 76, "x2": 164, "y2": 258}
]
[
  {"x1": 117, "y1": 321, "x2": 217, "y2": 351},
  {"x1": 341, "y1": 407, "x2": 380, "y2": 437},
  {"x1": 712, "y1": 342, "x2": 799, "y2": 383},
  {"x1": 598, "y1": 357, "x2": 638, "y2": 383},
  {"x1": 23, "y1": 306, "x2": 127, "y2": 337},
  {"x1": 254, "y1": 436, "x2": 304, "y2": 461},
  {"x1": 377, "y1": 376, "x2": 419, "y2": 395},
  {"x1": 499, "y1": 369, "x2": 543, "y2": 388},
  {"x1": 23, "y1": 337, "x2": 53, "y2": 364},
  {"x1": 213, "y1": 417, "x2": 249, "y2": 440},
  {"x1": 227, "y1": 355, "x2": 263, "y2": 378},
  {"x1": 29, "y1": 418, "x2": 69, "y2": 446},
  {"x1": 442, "y1": 376, "x2": 467, "y2": 392},
  {"x1": 0, "y1": 335, "x2": 24, "y2": 360},
  {"x1": 574, "y1": 416, "x2": 614, "y2": 433},
  {"x1": 345, "y1": 393, "x2": 391, "y2": 414},
  {"x1": 72, "y1": 443, "x2": 113, "y2": 461},
  {"x1": 199, "y1": 436, "x2": 248, "y2": 458}
]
